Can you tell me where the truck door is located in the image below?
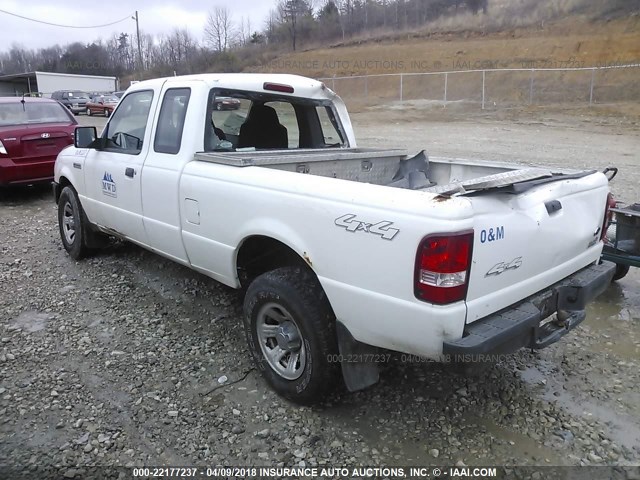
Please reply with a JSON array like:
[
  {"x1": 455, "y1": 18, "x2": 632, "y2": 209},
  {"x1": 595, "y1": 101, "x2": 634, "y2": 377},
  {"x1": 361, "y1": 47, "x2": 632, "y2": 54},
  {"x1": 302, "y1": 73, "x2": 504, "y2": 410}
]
[
  {"x1": 83, "y1": 89, "x2": 158, "y2": 244},
  {"x1": 141, "y1": 82, "x2": 204, "y2": 264}
]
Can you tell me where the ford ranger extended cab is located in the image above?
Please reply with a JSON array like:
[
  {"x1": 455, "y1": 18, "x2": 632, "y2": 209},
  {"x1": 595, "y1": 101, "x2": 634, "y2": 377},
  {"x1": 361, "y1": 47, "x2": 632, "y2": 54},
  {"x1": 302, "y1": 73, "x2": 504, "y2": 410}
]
[{"x1": 53, "y1": 73, "x2": 616, "y2": 404}]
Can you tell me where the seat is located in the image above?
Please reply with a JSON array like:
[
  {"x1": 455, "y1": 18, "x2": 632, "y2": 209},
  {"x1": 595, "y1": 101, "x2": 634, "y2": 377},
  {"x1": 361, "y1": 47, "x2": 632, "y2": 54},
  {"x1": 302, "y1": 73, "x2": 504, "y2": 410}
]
[{"x1": 237, "y1": 104, "x2": 288, "y2": 149}]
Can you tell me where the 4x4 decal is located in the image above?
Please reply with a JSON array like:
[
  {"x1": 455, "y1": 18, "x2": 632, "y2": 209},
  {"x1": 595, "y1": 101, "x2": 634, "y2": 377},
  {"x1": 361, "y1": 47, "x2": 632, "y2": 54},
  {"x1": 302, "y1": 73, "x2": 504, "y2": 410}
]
[{"x1": 335, "y1": 214, "x2": 400, "y2": 240}]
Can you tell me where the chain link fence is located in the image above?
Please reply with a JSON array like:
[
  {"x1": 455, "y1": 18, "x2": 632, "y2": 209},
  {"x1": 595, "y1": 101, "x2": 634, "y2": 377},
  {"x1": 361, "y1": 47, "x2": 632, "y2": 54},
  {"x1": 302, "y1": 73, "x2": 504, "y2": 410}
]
[{"x1": 320, "y1": 64, "x2": 640, "y2": 108}]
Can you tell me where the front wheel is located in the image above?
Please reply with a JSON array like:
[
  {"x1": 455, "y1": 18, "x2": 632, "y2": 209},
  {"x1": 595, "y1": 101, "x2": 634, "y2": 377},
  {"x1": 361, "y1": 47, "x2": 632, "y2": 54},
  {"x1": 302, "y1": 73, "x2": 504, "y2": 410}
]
[
  {"x1": 243, "y1": 267, "x2": 340, "y2": 404},
  {"x1": 58, "y1": 186, "x2": 99, "y2": 260}
]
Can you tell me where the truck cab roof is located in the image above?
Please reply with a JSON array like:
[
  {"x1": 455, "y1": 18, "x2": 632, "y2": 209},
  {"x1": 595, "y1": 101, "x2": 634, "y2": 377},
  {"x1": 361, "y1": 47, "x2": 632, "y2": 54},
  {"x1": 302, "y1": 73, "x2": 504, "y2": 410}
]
[{"x1": 127, "y1": 73, "x2": 334, "y2": 102}]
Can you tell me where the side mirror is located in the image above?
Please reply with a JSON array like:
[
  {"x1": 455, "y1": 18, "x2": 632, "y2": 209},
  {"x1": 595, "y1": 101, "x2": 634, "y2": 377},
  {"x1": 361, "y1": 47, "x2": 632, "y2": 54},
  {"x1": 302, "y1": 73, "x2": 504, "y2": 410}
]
[{"x1": 75, "y1": 126, "x2": 97, "y2": 148}]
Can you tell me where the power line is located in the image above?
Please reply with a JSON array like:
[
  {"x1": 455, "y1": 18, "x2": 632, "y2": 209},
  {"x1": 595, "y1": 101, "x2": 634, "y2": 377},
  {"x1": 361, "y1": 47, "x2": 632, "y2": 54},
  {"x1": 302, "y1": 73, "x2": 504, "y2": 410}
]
[{"x1": 0, "y1": 8, "x2": 133, "y2": 29}]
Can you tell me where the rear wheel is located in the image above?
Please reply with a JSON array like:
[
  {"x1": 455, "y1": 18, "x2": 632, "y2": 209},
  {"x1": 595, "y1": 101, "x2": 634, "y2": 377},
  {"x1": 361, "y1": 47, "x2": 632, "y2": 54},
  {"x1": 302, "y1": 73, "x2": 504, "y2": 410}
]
[
  {"x1": 86, "y1": 107, "x2": 91, "y2": 116},
  {"x1": 104, "y1": 108, "x2": 110, "y2": 117},
  {"x1": 612, "y1": 264, "x2": 630, "y2": 281},
  {"x1": 243, "y1": 266, "x2": 340, "y2": 404}
]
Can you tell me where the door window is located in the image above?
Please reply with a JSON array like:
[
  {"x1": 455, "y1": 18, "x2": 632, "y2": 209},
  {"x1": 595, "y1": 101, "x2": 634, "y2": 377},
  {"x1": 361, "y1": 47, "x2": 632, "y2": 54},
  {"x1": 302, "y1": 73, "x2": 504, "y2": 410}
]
[
  {"x1": 154, "y1": 88, "x2": 191, "y2": 154},
  {"x1": 104, "y1": 90, "x2": 154, "y2": 155}
]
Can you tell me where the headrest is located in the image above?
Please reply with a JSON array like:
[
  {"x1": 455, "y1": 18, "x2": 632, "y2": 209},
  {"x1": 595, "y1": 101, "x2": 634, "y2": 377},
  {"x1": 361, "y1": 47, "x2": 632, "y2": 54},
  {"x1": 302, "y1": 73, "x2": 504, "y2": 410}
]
[{"x1": 248, "y1": 104, "x2": 279, "y2": 124}]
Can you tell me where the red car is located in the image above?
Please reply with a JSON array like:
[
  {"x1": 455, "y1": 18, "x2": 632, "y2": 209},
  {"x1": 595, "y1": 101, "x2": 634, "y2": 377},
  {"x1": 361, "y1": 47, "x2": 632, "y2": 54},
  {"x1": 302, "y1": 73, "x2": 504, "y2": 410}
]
[
  {"x1": 0, "y1": 96, "x2": 77, "y2": 187},
  {"x1": 85, "y1": 94, "x2": 119, "y2": 117}
]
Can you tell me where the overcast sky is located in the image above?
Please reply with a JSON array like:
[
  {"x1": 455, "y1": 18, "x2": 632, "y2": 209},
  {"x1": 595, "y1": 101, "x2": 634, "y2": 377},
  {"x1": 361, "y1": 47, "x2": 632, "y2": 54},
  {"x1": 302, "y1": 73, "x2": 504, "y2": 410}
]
[{"x1": 0, "y1": 0, "x2": 275, "y2": 51}]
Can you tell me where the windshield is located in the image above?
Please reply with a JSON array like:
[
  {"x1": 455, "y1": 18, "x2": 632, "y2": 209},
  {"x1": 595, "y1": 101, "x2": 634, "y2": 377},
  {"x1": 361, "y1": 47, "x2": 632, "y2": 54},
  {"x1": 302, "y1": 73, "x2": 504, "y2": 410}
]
[
  {"x1": 69, "y1": 91, "x2": 89, "y2": 98},
  {"x1": 0, "y1": 102, "x2": 72, "y2": 126},
  {"x1": 100, "y1": 96, "x2": 119, "y2": 103}
]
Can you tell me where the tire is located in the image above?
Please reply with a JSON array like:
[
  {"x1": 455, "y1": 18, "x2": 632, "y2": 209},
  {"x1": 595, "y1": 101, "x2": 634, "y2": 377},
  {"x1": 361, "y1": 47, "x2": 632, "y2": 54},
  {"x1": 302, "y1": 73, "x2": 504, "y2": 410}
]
[
  {"x1": 86, "y1": 108, "x2": 91, "y2": 116},
  {"x1": 58, "y1": 186, "x2": 97, "y2": 260},
  {"x1": 216, "y1": 103, "x2": 222, "y2": 111},
  {"x1": 612, "y1": 264, "x2": 630, "y2": 281},
  {"x1": 104, "y1": 109, "x2": 110, "y2": 118},
  {"x1": 243, "y1": 266, "x2": 340, "y2": 404}
]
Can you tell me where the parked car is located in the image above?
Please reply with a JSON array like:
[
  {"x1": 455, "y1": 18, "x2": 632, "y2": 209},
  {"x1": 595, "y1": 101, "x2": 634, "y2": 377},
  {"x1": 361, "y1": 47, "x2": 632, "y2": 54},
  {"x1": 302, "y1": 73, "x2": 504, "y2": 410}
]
[
  {"x1": 51, "y1": 90, "x2": 91, "y2": 115},
  {"x1": 85, "y1": 94, "x2": 119, "y2": 117},
  {"x1": 213, "y1": 96, "x2": 241, "y2": 110},
  {"x1": 113, "y1": 91, "x2": 125, "y2": 99},
  {"x1": 0, "y1": 96, "x2": 76, "y2": 186},
  {"x1": 54, "y1": 74, "x2": 615, "y2": 404}
]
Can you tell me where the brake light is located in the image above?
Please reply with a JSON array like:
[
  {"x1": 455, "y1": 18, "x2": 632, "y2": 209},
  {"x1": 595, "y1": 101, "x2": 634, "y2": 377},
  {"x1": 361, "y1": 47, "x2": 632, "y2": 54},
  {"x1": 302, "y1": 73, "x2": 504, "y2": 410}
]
[
  {"x1": 414, "y1": 231, "x2": 474, "y2": 304},
  {"x1": 601, "y1": 193, "x2": 616, "y2": 241},
  {"x1": 263, "y1": 82, "x2": 294, "y2": 94}
]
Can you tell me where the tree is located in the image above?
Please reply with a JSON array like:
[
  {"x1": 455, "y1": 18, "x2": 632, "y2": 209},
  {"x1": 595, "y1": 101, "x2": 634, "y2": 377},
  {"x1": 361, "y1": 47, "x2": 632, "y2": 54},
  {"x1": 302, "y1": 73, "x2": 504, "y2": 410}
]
[
  {"x1": 204, "y1": 6, "x2": 235, "y2": 52},
  {"x1": 250, "y1": 32, "x2": 266, "y2": 44},
  {"x1": 279, "y1": 0, "x2": 314, "y2": 51},
  {"x1": 318, "y1": 1, "x2": 344, "y2": 40}
]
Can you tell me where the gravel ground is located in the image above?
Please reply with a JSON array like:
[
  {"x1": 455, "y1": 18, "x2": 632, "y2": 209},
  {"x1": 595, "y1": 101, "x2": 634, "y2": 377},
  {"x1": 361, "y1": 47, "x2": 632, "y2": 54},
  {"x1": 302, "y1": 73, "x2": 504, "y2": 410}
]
[{"x1": 0, "y1": 109, "x2": 639, "y2": 477}]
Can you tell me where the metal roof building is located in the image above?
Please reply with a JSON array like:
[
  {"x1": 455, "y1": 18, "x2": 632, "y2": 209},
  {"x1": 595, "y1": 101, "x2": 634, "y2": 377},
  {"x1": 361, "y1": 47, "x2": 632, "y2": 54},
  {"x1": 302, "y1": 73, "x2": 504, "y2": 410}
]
[{"x1": 0, "y1": 71, "x2": 118, "y2": 97}]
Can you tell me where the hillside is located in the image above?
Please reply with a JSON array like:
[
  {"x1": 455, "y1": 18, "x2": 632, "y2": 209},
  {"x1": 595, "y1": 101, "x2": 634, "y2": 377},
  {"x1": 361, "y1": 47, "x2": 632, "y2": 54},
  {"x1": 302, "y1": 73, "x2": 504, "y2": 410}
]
[{"x1": 255, "y1": 15, "x2": 640, "y2": 78}]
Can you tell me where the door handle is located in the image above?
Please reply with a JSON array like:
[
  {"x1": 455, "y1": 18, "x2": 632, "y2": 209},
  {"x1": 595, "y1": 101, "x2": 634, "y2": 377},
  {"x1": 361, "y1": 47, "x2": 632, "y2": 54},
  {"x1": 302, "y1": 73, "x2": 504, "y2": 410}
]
[{"x1": 125, "y1": 167, "x2": 135, "y2": 178}]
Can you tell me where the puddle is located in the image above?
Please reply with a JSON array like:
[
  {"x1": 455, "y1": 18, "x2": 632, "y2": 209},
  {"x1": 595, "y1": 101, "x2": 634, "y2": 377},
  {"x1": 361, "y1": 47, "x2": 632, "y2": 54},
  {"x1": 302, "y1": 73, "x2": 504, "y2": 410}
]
[
  {"x1": 461, "y1": 413, "x2": 568, "y2": 465},
  {"x1": 10, "y1": 311, "x2": 53, "y2": 333},
  {"x1": 520, "y1": 363, "x2": 640, "y2": 450},
  {"x1": 582, "y1": 276, "x2": 640, "y2": 360}
]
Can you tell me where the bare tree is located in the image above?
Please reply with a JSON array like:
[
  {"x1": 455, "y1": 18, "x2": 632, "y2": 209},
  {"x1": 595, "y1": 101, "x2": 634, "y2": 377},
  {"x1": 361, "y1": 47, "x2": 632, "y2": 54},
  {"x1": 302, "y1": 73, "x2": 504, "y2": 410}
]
[{"x1": 204, "y1": 6, "x2": 235, "y2": 52}]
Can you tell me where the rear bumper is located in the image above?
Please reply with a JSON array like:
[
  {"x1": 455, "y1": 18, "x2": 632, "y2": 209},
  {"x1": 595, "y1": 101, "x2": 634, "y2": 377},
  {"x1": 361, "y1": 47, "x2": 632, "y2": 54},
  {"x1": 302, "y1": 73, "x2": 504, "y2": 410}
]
[
  {"x1": 443, "y1": 261, "x2": 616, "y2": 356},
  {"x1": 0, "y1": 157, "x2": 55, "y2": 186},
  {"x1": 65, "y1": 105, "x2": 86, "y2": 114}
]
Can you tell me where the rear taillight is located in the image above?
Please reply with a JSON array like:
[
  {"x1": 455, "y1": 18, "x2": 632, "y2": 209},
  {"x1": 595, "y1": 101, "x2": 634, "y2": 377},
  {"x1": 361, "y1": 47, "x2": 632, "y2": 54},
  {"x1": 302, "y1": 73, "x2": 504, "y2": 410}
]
[
  {"x1": 414, "y1": 231, "x2": 474, "y2": 305},
  {"x1": 601, "y1": 193, "x2": 615, "y2": 241}
]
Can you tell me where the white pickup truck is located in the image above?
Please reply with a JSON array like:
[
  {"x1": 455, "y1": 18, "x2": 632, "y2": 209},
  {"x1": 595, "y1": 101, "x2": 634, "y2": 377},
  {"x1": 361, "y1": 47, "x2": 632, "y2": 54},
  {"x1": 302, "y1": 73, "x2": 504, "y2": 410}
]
[{"x1": 54, "y1": 73, "x2": 615, "y2": 404}]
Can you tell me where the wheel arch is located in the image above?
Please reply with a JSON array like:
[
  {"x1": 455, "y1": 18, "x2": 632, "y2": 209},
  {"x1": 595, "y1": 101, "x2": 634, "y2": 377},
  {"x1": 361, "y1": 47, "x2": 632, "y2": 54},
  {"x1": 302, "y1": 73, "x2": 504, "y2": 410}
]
[
  {"x1": 235, "y1": 234, "x2": 316, "y2": 289},
  {"x1": 54, "y1": 175, "x2": 74, "y2": 203}
]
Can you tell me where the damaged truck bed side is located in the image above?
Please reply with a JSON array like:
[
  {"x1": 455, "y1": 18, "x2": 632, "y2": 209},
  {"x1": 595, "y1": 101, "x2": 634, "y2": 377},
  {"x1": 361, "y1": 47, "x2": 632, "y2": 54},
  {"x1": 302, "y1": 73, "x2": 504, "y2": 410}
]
[{"x1": 53, "y1": 73, "x2": 615, "y2": 404}]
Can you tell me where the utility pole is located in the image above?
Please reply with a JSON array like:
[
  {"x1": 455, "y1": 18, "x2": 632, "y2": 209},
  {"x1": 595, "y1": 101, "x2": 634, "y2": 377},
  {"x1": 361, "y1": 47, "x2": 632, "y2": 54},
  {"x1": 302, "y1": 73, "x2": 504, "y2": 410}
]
[{"x1": 132, "y1": 10, "x2": 143, "y2": 71}]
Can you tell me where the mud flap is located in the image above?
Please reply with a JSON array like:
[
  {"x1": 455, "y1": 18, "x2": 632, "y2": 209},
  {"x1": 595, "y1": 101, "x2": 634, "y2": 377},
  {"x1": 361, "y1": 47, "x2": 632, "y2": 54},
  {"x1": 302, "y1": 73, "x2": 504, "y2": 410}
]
[{"x1": 336, "y1": 321, "x2": 380, "y2": 392}]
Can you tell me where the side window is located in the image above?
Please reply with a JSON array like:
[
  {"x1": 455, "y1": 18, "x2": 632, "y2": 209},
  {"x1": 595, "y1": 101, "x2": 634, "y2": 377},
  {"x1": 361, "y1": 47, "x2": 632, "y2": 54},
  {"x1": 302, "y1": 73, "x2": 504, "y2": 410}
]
[
  {"x1": 154, "y1": 88, "x2": 191, "y2": 155},
  {"x1": 316, "y1": 106, "x2": 343, "y2": 146},
  {"x1": 264, "y1": 101, "x2": 299, "y2": 148},
  {"x1": 104, "y1": 90, "x2": 154, "y2": 155}
]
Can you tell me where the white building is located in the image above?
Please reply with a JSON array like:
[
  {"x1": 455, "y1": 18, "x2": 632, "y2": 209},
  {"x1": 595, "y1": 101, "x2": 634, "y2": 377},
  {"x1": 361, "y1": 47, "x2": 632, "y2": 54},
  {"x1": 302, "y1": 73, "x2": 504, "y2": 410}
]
[{"x1": 0, "y1": 71, "x2": 118, "y2": 97}]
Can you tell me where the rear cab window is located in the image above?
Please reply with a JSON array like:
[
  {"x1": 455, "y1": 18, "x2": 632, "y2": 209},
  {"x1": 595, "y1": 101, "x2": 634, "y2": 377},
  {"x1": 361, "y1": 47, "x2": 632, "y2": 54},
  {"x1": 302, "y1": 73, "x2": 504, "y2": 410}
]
[{"x1": 205, "y1": 88, "x2": 346, "y2": 152}]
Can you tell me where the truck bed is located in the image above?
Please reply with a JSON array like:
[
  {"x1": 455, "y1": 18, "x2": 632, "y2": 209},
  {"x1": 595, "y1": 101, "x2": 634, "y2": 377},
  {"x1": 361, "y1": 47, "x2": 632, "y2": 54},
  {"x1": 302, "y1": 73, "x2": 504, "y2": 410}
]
[{"x1": 193, "y1": 148, "x2": 582, "y2": 195}]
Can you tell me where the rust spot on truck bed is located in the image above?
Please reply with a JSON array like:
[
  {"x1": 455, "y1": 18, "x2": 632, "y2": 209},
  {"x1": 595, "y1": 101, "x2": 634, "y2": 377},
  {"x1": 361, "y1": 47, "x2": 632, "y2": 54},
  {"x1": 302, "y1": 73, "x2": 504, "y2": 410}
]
[
  {"x1": 303, "y1": 252, "x2": 313, "y2": 267},
  {"x1": 433, "y1": 195, "x2": 452, "y2": 202}
]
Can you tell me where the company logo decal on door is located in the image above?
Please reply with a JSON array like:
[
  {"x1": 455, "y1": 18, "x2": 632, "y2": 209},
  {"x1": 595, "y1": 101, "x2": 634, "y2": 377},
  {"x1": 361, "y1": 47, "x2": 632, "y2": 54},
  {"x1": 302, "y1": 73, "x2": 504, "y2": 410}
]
[{"x1": 102, "y1": 172, "x2": 117, "y2": 198}]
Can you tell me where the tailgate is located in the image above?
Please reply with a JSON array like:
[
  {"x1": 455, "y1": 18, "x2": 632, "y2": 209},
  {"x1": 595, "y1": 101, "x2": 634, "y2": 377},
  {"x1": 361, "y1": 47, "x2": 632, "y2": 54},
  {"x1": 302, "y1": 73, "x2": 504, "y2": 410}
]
[{"x1": 465, "y1": 171, "x2": 609, "y2": 323}]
